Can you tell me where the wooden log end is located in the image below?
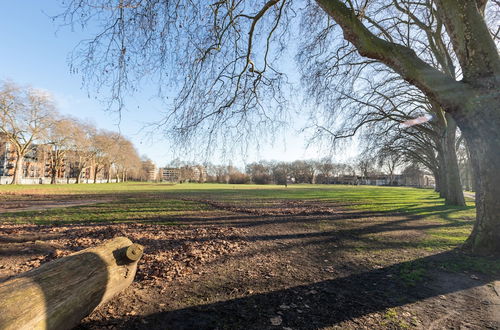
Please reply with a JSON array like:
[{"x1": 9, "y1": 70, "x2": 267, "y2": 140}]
[{"x1": 125, "y1": 243, "x2": 144, "y2": 262}]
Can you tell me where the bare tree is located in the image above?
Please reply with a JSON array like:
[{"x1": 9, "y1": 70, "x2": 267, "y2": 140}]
[
  {"x1": 89, "y1": 131, "x2": 116, "y2": 183},
  {"x1": 140, "y1": 157, "x2": 156, "y2": 182},
  {"x1": 271, "y1": 161, "x2": 290, "y2": 186},
  {"x1": 57, "y1": 1, "x2": 500, "y2": 253},
  {"x1": 314, "y1": 158, "x2": 335, "y2": 184},
  {"x1": 356, "y1": 157, "x2": 375, "y2": 184},
  {"x1": 0, "y1": 81, "x2": 56, "y2": 184},
  {"x1": 246, "y1": 162, "x2": 273, "y2": 184},
  {"x1": 66, "y1": 121, "x2": 96, "y2": 183},
  {"x1": 300, "y1": 0, "x2": 497, "y2": 252},
  {"x1": 114, "y1": 138, "x2": 141, "y2": 182},
  {"x1": 45, "y1": 118, "x2": 80, "y2": 184},
  {"x1": 289, "y1": 160, "x2": 315, "y2": 184},
  {"x1": 377, "y1": 147, "x2": 402, "y2": 186},
  {"x1": 312, "y1": 74, "x2": 464, "y2": 204}
]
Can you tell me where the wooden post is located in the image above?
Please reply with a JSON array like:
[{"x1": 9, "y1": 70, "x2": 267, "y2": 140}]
[{"x1": 0, "y1": 237, "x2": 143, "y2": 330}]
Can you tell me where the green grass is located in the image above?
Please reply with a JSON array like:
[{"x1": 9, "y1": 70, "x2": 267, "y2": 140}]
[
  {"x1": 438, "y1": 255, "x2": 500, "y2": 275},
  {"x1": 399, "y1": 260, "x2": 427, "y2": 286},
  {"x1": 0, "y1": 198, "x2": 211, "y2": 225},
  {"x1": 0, "y1": 183, "x2": 475, "y2": 246},
  {"x1": 382, "y1": 308, "x2": 411, "y2": 328}
]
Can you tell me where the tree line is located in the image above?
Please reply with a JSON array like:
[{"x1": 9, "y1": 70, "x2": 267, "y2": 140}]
[
  {"x1": 0, "y1": 81, "x2": 145, "y2": 184},
  {"x1": 175, "y1": 158, "x2": 441, "y2": 187}
]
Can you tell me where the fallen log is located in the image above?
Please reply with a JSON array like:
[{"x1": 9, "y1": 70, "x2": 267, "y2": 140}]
[{"x1": 0, "y1": 236, "x2": 143, "y2": 330}]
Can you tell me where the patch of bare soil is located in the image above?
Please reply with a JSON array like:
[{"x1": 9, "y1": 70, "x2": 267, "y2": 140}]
[
  {"x1": 181, "y1": 198, "x2": 358, "y2": 216},
  {"x1": 0, "y1": 199, "x2": 113, "y2": 213},
  {"x1": 0, "y1": 198, "x2": 498, "y2": 329},
  {"x1": 0, "y1": 223, "x2": 247, "y2": 284}
]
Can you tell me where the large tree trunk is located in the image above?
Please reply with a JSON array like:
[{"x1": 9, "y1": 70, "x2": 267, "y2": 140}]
[
  {"x1": 75, "y1": 167, "x2": 84, "y2": 184},
  {"x1": 432, "y1": 169, "x2": 441, "y2": 194},
  {"x1": 10, "y1": 151, "x2": 23, "y2": 185},
  {"x1": 93, "y1": 166, "x2": 99, "y2": 184},
  {"x1": 0, "y1": 237, "x2": 143, "y2": 330},
  {"x1": 464, "y1": 144, "x2": 475, "y2": 192},
  {"x1": 442, "y1": 114, "x2": 466, "y2": 206},
  {"x1": 50, "y1": 168, "x2": 57, "y2": 185},
  {"x1": 437, "y1": 151, "x2": 448, "y2": 199},
  {"x1": 458, "y1": 108, "x2": 500, "y2": 255}
]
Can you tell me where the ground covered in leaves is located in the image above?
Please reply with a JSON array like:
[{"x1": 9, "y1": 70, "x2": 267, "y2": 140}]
[{"x1": 0, "y1": 184, "x2": 499, "y2": 329}]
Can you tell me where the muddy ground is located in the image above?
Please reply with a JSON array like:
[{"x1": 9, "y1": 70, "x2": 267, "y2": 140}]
[{"x1": 0, "y1": 196, "x2": 498, "y2": 329}]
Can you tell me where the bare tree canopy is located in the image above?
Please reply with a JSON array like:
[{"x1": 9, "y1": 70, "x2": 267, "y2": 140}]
[{"x1": 0, "y1": 81, "x2": 56, "y2": 184}]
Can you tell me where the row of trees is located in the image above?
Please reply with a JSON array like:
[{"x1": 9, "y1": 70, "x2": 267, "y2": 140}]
[
  {"x1": 189, "y1": 158, "x2": 434, "y2": 187},
  {"x1": 0, "y1": 81, "x2": 144, "y2": 184}
]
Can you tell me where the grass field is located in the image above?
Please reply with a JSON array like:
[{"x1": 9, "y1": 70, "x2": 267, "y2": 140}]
[{"x1": 0, "y1": 183, "x2": 476, "y2": 250}]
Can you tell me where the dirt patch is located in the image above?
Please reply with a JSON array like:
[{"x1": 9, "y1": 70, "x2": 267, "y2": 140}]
[
  {"x1": 0, "y1": 223, "x2": 247, "y2": 283},
  {"x1": 0, "y1": 199, "x2": 113, "y2": 213},
  {"x1": 182, "y1": 198, "x2": 359, "y2": 216}
]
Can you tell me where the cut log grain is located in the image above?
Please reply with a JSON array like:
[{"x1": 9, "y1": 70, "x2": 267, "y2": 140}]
[{"x1": 0, "y1": 237, "x2": 143, "y2": 330}]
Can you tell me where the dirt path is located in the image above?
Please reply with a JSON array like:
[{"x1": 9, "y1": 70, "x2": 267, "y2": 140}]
[{"x1": 0, "y1": 198, "x2": 498, "y2": 329}]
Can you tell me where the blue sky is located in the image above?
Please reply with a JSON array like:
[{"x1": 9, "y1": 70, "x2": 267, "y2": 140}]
[{"x1": 0, "y1": 1, "x2": 357, "y2": 167}]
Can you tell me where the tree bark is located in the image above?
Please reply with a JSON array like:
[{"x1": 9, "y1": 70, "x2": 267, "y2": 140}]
[
  {"x1": 316, "y1": 0, "x2": 475, "y2": 111},
  {"x1": 50, "y1": 168, "x2": 57, "y2": 185},
  {"x1": 442, "y1": 114, "x2": 466, "y2": 206},
  {"x1": 75, "y1": 169, "x2": 82, "y2": 184},
  {"x1": 437, "y1": 151, "x2": 448, "y2": 199},
  {"x1": 0, "y1": 237, "x2": 143, "y2": 330},
  {"x1": 465, "y1": 144, "x2": 475, "y2": 192},
  {"x1": 10, "y1": 151, "x2": 23, "y2": 185},
  {"x1": 432, "y1": 168, "x2": 441, "y2": 194},
  {"x1": 93, "y1": 166, "x2": 99, "y2": 184},
  {"x1": 456, "y1": 108, "x2": 500, "y2": 255}
]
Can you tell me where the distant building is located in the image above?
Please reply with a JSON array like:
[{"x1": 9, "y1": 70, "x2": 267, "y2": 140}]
[
  {"x1": 191, "y1": 165, "x2": 207, "y2": 183},
  {"x1": 0, "y1": 137, "x2": 52, "y2": 182},
  {"x1": 147, "y1": 164, "x2": 158, "y2": 181},
  {"x1": 401, "y1": 165, "x2": 435, "y2": 188},
  {"x1": 0, "y1": 134, "x2": 109, "y2": 184},
  {"x1": 159, "y1": 167, "x2": 180, "y2": 182},
  {"x1": 360, "y1": 174, "x2": 404, "y2": 186},
  {"x1": 0, "y1": 138, "x2": 15, "y2": 177},
  {"x1": 159, "y1": 165, "x2": 206, "y2": 183}
]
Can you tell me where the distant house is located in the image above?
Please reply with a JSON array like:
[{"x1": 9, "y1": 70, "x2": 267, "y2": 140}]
[
  {"x1": 147, "y1": 164, "x2": 158, "y2": 181},
  {"x1": 0, "y1": 137, "x2": 15, "y2": 177},
  {"x1": 360, "y1": 174, "x2": 404, "y2": 186},
  {"x1": 335, "y1": 175, "x2": 359, "y2": 185},
  {"x1": 401, "y1": 165, "x2": 435, "y2": 188},
  {"x1": 0, "y1": 134, "x2": 108, "y2": 184},
  {"x1": 159, "y1": 167, "x2": 180, "y2": 182},
  {"x1": 159, "y1": 165, "x2": 207, "y2": 183},
  {"x1": 0, "y1": 139, "x2": 52, "y2": 183}
]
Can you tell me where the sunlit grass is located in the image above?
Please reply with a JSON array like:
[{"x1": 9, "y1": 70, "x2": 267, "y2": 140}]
[{"x1": 0, "y1": 183, "x2": 476, "y2": 249}]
